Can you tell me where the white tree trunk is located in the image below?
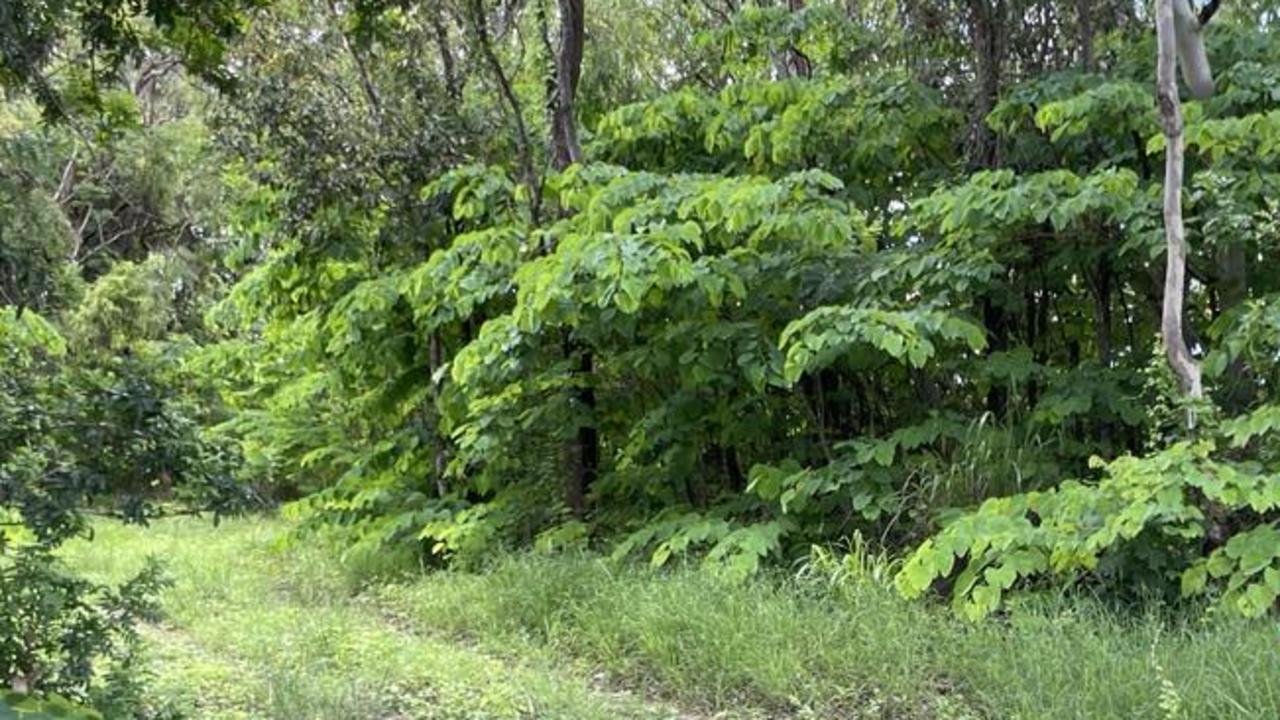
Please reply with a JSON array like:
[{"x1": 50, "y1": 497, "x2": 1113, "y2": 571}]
[{"x1": 1155, "y1": 0, "x2": 1203, "y2": 402}]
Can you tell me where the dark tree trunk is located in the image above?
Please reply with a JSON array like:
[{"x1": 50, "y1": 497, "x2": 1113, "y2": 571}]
[
  {"x1": 1092, "y1": 253, "x2": 1113, "y2": 367},
  {"x1": 430, "y1": 7, "x2": 463, "y2": 101},
  {"x1": 783, "y1": 0, "x2": 812, "y2": 78},
  {"x1": 546, "y1": 0, "x2": 596, "y2": 517},
  {"x1": 965, "y1": 0, "x2": 1006, "y2": 169},
  {"x1": 982, "y1": 295, "x2": 1009, "y2": 417},
  {"x1": 429, "y1": 332, "x2": 448, "y2": 498},
  {"x1": 1075, "y1": 0, "x2": 1095, "y2": 70},
  {"x1": 967, "y1": 0, "x2": 1009, "y2": 417},
  {"x1": 565, "y1": 348, "x2": 598, "y2": 517},
  {"x1": 469, "y1": 0, "x2": 541, "y2": 222},
  {"x1": 1217, "y1": 240, "x2": 1252, "y2": 412},
  {"x1": 550, "y1": 0, "x2": 585, "y2": 168}
]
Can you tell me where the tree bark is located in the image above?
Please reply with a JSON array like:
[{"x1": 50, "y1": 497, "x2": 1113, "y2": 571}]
[
  {"x1": 549, "y1": 0, "x2": 585, "y2": 168},
  {"x1": 429, "y1": 332, "x2": 449, "y2": 498},
  {"x1": 966, "y1": 0, "x2": 1009, "y2": 417},
  {"x1": 1075, "y1": 0, "x2": 1095, "y2": 70},
  {"x1": 1092, "y1": 252, "x2": 1113, "y2": 366},
  {"x1": 1217, "y1": 239, "x2": 1252, "y2": 412},
  {"x1": 783, "y1": 0, "x2": 812, "y2": 79},
  {"x1": 327, "y1": 0, "x2": 384, "y2": 123},
  {"x1": 430, "y1": 7, "x2": 463, "y2": 102},
  {"x1": 565, "y1": 346, "x2": 598, "y2": 518},
  {"x1": 965, "y1": 0, "x2": 1006, "y2": 169},
  {"x1": 547, "y1": 0, "x2": 595, "y2": 516},
  {"x1": 1154, "y1": 0, "x2": 1203, "y2": 402}
]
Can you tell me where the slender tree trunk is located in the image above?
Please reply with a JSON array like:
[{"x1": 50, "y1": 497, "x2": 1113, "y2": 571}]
[
  {"x1": 784, "y1": 0, "x2": 812, "y2": 78},
  {"x1": 1076, "y1": 0, "x2": 1095, "y2": 70},
  {"x1": 545, "y1": 0, "x2": 596, "y2": 517},
  {"x1": 1092, "y1": 253, "x2": 1113, "y2": 367},
  {"x1": 966, "y1": 0, "x2": 1005, "y2": 169},
  {"x1": 469, "y1": 0, "x2": 541, "y2": 223},
  {"x1": 1154, "y1": 0, "x2": 1203, "y2": 403},
  {"x1": 982, "y1": 296, "x2": 1009, "y2": 416},
  {"x1": 565, "y1": 348, "x2": 598, "y2": 518},
  {"x1": 1217, "y1": 240, "x2": 1252, "y2": 411},
  {"x1": 429, "y1": 332, "x2": 449, "y2": 498},
  {"x1": 430, "y1": 7, "x2": 463, "y2": 101},
  {"x1": 327, "y1": 0, "x2": 384, "y2": 123},
  {"x1": 550, "y1": 0, "x2": 585, "y2": 167},
  {"x1": 967, "y1": 0, "x2": 1009, "y2": 417}
]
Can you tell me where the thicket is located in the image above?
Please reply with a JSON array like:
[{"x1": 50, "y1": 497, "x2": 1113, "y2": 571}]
[
  {"x1": 207, "y1": 0, "x2": 1280, "y2": 620},
  {"x1": 6, "y1": 0, "x2": 1280, "y2": 714}
]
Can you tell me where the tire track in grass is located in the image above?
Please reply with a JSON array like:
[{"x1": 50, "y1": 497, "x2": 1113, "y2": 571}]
[
  {"x1": 63, "y1": 518, "x2": 689, "y2": 720},
  {"x1": 352, "y1": 594, "x2": 718, "y2": 720}
]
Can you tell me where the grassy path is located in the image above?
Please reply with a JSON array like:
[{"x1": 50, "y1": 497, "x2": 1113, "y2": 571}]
[
  {"x1": 63, "y1": 517, "x2": 1280, "y2": 720},
  {"x1": 62, "y1": 518, "x2": 689, "y2": 720}
]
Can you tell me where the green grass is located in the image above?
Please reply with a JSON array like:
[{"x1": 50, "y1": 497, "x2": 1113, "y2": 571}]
[
  {"x1": 61, "y1": 518, "x2": 681, "y2": 720},
  {"x1": 61, "y1": 516, "x2": 1280, "y2": 719}
]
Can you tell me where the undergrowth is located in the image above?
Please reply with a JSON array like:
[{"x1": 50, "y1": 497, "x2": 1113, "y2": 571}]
[{"x1": 62, "y1": 517, "x2": 1280, "y2": 720}]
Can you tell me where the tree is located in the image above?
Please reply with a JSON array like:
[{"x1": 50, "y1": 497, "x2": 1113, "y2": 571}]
[
  {"x1": 0, "y1": 0, "x2": 260, "y2": 126},
  {"x1": 1155, "y1": 0, "x2": 1207, "y2": 404}
]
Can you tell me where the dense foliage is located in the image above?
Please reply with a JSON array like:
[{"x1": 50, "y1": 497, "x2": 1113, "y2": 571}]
[
  {"x1": 6, "y1": 0, "x2": 1280, "y2": 713},
  {"x1": 1, "y1": 43, "x2": 243, "y2": 715}
]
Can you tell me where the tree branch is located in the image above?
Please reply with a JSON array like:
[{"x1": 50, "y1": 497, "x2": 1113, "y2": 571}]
[
  {"x1": 469, "y1": 0, "x2": 542, "y2": 221},
  {"x1": 1198, "y1": 0, "x2": 1222, "y2": 26}
]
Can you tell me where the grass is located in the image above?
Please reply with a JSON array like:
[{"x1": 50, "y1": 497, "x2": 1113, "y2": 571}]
[
  {"x1": 61, "y1": 518, "x2": 680, "y2": 720},
  {"x1": 61, "y1": 516, "x2": 1280, "y2": 719}
]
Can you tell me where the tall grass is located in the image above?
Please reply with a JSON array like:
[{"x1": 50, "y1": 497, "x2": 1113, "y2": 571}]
[
  {"x1": 62, "y1": 517, "x2": 1280, "y2": 720},
  {"x1": 376, "y1": 550, "x2": 1280, "y2": 719}
]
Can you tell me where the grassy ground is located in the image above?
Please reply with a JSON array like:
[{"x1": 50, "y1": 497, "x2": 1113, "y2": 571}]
[{"x1": 62, "y1": 516, "x2": 1280, "y2": 719}]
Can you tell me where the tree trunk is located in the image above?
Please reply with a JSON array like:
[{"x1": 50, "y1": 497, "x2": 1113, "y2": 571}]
[
  {"x1": 565, "y1": 348, "x2": 598, "y2": 518},
  {"x1": 550, "y1": 0, "x2": 585, "y2": 168},
  {"x1": 1075, "y1": 0, "x2": 1095, "y2": 70},
  {"x1": 430, "y1": 7, "x2": 463, "y2": 101},
  {"x1": 469, "y1": 0, "x2": 541, "y2": 222},
  {"x1": 1092, "y1": 252, "x2": 1113, "y2": 367},
  {"x1": 1217, "y1": 240, "x2": 1252, "y2": 412},
  {"x1": 429, "y1": 332, "x2": 449, "y2": 498},
  {"x1": 965, "y1": 0, "x2": 1006, "y2": 169},
  {"x1": 547, "y1": 0, "x2": 596, "y2": 516},
  {"x1": 1154, "y1": 0, "x2": 1203, "y2": 403},
  {"x1": 784, "y1": 0, "x2": 812, "y2": 79},
  {"x1": 967, "y1": 0, "x2": 1009, "y2": 417}
]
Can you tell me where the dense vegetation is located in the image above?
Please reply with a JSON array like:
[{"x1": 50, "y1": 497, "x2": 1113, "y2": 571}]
[{"x1": 5, "y1": 0, "x2": 1280, "y2": 716}]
